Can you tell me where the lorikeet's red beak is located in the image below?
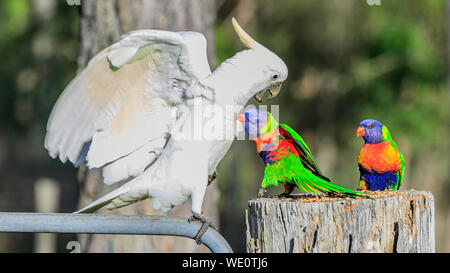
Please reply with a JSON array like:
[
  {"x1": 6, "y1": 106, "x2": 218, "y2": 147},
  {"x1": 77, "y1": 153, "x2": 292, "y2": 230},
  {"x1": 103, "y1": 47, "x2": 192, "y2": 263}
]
[
  {"x1": 237, "y1": 114, "x2": 245, "y2": 125},
  {"x1": 356, "y1": 126, "x2": 365, "y2": 137}
]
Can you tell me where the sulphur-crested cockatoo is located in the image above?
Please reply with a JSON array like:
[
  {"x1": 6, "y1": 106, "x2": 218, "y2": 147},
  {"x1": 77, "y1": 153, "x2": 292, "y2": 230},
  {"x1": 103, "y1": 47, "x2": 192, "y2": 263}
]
[{"x1": 45, "y1": 18, "x2": 288, "y2": 243}]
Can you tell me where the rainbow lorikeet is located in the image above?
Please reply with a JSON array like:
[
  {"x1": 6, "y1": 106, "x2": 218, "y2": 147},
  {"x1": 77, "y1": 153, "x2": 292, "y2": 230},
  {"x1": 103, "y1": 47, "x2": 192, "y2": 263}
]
[
  {"x1": 237, "y1": 109, "x2": 367, "y2": 198},
  {"x1": 356, "y1": 119, "x2": 405, "y2": 191}
]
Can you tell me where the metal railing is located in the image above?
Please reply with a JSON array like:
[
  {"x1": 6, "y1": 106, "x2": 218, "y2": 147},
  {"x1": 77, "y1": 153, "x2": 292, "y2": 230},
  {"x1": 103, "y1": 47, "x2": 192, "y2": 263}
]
[{"x1": 0, "y1": 212, "x2": 233, "y2": 253}]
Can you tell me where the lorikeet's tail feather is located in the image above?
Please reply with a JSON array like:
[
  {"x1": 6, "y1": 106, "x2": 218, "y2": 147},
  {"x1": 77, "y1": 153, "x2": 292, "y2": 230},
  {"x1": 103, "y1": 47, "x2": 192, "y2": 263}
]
[
  {"x1": 313, "y1": 172, "x2": 331, "y2": 183},
  {"x1": 292, "y1": 175, "x2": 370, "y2": 198}
]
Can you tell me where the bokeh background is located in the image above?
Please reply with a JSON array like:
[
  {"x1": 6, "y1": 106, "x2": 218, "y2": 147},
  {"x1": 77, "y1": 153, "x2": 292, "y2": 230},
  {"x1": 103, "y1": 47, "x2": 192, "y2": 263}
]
[{"x1": 0, "y1": 0, "x2": 448, "y2": 252}]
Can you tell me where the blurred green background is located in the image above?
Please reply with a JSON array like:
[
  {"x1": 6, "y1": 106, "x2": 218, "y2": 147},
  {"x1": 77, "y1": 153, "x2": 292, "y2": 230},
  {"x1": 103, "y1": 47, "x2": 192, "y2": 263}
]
[{"x1": 0, "y1": 0, "x2": 448, "y2": 252}]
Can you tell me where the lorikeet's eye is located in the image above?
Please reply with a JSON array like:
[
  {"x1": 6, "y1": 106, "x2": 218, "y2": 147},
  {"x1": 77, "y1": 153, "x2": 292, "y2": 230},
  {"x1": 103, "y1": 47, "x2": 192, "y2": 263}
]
[{"x1": 368, "y1": 124, "x2": 374, "y2": 129}]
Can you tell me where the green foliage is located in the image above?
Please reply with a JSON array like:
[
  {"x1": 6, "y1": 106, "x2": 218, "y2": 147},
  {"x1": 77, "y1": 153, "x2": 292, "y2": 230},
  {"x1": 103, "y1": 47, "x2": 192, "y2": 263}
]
[
  {"x1": 1, "y1": 0, "x2": 30, "y2": 39},
  {"x1": 214, "y1": 23, "x2": 236, "y2": 65},
  {"x1": 0, "y1": 0, "x2": 80, "y2": 136}
]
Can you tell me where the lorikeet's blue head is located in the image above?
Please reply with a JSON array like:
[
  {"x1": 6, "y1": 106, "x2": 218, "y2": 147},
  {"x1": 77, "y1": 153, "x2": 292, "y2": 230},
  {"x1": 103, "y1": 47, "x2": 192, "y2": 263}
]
[
  {"x1": 357, "y1": 119, "x2": 384, "y2": 144},
  {"x1": 237, "y1": 109, "x2": 278, "y2": 139}
]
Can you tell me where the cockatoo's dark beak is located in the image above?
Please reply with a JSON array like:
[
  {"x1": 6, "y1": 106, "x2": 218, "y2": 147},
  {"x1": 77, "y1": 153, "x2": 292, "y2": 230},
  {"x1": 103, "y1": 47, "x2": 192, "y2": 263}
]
[
  {"x1": 254, "y1": 83, "x2": 282, "y2": 102},
  {"x1": 254, "y1": 90, "x2": 266, "y2": 102},
  {"x1": 268, "y1": 83, "x2": 282, "y2": 98},
  {"x1": 356, "y1": 126, "x2": 365, "y2": 137}
]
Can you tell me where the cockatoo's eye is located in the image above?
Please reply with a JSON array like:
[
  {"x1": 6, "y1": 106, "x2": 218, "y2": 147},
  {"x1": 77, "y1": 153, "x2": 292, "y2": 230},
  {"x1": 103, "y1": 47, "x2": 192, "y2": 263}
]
[
  {"x1": 368, "y1": 124, "x2": 374, "y2": 129},
  {"x1": 272, "y1": 74, "x2": 279, "y2": 80}
]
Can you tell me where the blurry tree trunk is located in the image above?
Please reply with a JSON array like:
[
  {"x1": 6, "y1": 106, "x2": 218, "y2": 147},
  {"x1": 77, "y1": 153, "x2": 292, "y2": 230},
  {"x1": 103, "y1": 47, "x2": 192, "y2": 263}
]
[{"x1": 77, "y1": 0, "x2": 217, "y2": 253}]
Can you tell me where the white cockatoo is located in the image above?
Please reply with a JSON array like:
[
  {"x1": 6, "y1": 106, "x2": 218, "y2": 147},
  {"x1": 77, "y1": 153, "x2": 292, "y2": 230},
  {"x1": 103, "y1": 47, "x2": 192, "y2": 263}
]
[{"x1": 45, "y1": 18, "x2": 288, "y2": 243}]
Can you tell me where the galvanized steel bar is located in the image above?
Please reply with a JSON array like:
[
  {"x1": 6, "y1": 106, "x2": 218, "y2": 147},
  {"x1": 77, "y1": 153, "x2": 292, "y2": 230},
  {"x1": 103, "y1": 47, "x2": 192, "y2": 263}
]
[{"x1": 0, "y1": 213, "x2": 232, "y2": 253}]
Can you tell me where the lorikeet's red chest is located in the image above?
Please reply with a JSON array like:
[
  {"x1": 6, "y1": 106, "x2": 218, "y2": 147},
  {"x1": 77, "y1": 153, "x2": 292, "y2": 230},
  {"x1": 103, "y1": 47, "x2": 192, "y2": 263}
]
[
  {"x1": 254, "y1": 129, "x2": 298, "y2": 165},
  {"x1": 254, "y1": 129, "x2": 279, "y2": 153},
  {"x1": 358, "y1": 141, "x2": 401, "y2": 172},
  {"x1": 266, "y1": 139, "x2": 298, "y2": 162}
]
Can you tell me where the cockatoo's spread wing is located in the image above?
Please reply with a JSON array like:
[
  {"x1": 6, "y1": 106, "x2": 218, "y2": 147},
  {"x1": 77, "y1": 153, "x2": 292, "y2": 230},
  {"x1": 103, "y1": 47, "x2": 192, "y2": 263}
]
[{"x1": 45, "y1": 30, "x2": 211, "y2": 185}]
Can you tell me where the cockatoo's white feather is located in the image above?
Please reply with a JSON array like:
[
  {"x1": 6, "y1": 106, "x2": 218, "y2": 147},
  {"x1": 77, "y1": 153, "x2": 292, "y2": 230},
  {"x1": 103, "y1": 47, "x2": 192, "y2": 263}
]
[{"x1": 102, "y1": 133, "x2": 168, "y2": 185}]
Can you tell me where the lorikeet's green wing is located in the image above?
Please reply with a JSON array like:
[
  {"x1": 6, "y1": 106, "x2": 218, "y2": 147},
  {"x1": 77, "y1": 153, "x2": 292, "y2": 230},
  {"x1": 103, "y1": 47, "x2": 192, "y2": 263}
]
[
  {"x1": 382, "y1": 125, "x2": 405, "y2": 190},
  {"x1": 279, "y1": 124, "x2": 330, "y2": 182},
  {"x1": 396, "y1": 151, "x2": 405, "y2": 190},
  {"x1": 262, "y1": 152, "x2": 369, "y2": 197}
]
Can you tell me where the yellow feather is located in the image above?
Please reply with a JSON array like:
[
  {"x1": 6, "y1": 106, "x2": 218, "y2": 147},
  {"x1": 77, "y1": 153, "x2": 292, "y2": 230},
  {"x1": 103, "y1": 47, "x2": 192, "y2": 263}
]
[{"x1": 232, "y1": 17, "x2": 258, "y2": 50}]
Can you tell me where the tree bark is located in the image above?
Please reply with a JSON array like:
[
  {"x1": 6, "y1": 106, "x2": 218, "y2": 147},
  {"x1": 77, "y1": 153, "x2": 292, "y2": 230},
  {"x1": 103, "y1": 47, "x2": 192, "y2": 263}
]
[
  {"x1": 246, "y1": 191, "x2": 435, "y2": 253},
  {"x1": 77, "y1": 0, "x2": 218, "y2": 253}
]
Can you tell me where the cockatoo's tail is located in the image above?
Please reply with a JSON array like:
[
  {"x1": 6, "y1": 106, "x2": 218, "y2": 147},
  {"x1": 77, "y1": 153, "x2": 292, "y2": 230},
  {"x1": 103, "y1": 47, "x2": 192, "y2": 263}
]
[
  {"x1": 239, "y1": 109, "x2": 369, "y2": 197},
  {"x1": 357, "y1": 119, "x2": 405, "y2": 191}
]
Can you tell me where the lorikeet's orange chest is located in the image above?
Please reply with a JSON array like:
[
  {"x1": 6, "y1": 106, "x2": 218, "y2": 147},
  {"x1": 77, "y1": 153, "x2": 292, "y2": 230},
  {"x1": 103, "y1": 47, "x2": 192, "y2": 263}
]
[
  {"x1": 254, "y1": 133, "x2": 298, "y2": 164},
  {"x1": 254, "y1": 129, "x2": 280, "y2": 153},
  {"x1": 358, "y1": 141, "x2": 401, "y2": 172},
  {"x1": 253, "y1": 128, "x2": 295, "y2": 155}
]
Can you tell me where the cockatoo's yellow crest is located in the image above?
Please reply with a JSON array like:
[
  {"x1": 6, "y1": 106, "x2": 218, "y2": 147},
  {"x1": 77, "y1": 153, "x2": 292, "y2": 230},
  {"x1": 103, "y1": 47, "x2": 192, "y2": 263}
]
[{"x1": 232, "y1": 17, "x2": 260, "y2": 50}]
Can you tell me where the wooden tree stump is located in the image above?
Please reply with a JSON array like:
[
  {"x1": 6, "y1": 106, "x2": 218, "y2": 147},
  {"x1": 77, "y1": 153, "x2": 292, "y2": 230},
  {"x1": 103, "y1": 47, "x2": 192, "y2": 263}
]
[{"x1": 246, "y1": 191, "x2": 434, "y2": 253}]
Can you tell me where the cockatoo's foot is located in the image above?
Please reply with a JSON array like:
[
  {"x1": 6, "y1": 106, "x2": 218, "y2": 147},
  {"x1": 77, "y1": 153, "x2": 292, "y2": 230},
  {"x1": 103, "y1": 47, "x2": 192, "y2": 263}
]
[
  {"x1": 188, "y1": 212, "x2": 218, "y2": 245},
  {"x1": 208, "y1": 171, "x2": 218, "y2": 186},
  {"x1": 257, "y1": 188, "x2": 267, "y2": 198}
]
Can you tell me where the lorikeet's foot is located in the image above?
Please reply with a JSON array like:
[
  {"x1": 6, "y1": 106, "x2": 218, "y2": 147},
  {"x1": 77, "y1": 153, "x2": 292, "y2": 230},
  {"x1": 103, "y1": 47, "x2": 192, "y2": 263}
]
[
  {"x1": 276, "y1": 184, "x2": 295, "y2": 198},
  {"x1": 208, "y1": 171, "x2": 218, "y2": 186},
  {"x1": 325, "y1": 191, "x2": 342, "y2": 198},
  {"x1": 276, "y1": 192, "x2": 292, "y2": 198},
  {"x1": 257, "y1": 188, "x2": 267, "y2": 198},
  {"x1": 358, "y1": 180, "x2": 368, "y2": 191},
  {"x1": 188, "y1": 212, "x2": 218, "y2": 245}
]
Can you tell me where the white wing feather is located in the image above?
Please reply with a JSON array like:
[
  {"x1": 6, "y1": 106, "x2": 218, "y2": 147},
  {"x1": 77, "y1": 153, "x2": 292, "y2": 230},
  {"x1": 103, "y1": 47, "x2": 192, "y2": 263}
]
[{"x1": 45, "y1": 30, "x2": 210, "y2": 185}]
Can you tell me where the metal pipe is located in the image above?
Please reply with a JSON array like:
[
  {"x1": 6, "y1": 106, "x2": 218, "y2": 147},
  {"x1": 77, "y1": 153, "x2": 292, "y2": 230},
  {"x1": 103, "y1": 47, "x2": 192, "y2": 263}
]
[{"x1": 0, "y1": 213, "x2": 233, "y2": 253}]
